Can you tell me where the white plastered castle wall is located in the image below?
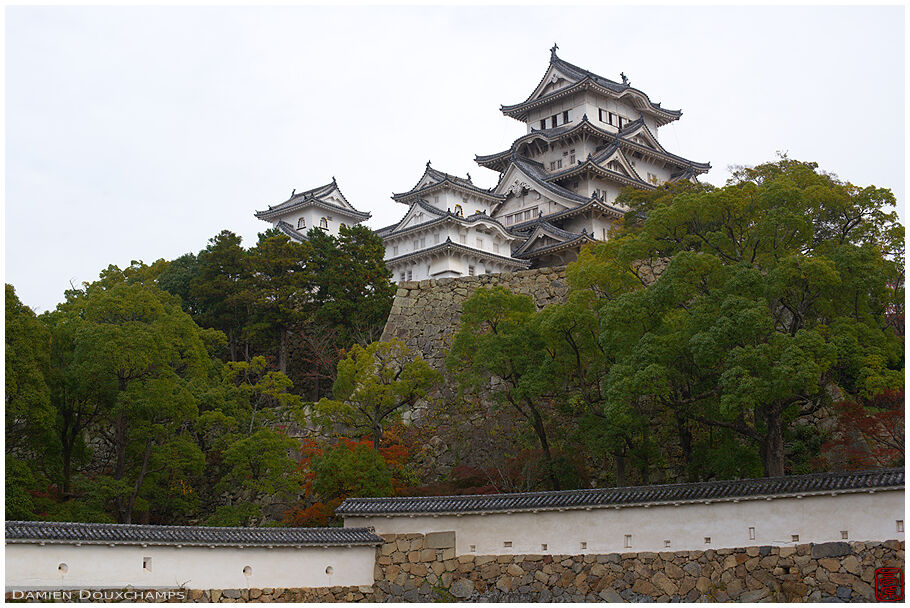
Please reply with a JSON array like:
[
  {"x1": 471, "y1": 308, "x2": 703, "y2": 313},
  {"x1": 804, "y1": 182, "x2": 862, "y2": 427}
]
[
  {"x1": 344, "y1": 489, "x2": 904, "y2": 556},
  {"x1": 5, "y1": 543, "x2": 376, "y2": 591}
]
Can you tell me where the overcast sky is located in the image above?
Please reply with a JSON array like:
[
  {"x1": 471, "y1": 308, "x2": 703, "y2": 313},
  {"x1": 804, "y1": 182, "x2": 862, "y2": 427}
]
[{"x1": 6, "y1": 5, "x2": 905, "y2": 312}]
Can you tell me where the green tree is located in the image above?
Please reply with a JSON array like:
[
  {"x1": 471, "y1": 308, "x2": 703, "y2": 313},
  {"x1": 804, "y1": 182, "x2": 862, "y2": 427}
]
[
  {"x1": 246, "y1": 234, "x2": 313, "y2": 373},
  {"x1": 568, "y1": 158, "x2": 903, "y2": 477},
  {"x1": 314, "y1": 340, "x2": 441, "y2": 449},
  {"x1": 6, "y1": 284, "x2": 54, "y2": 456},
  {"x1": 311, "y1": 441, "x2": 393, "y2": 502},
  {"x1": 447, "y1": 287, "x2": 567, "y2": 489},
  {"x1": 307, "y1": 225, "x2": 395, "y2": 346},
  {"x1": 190, "y1": 230, "x2": 253, "y2": 362},
  {"x1": 209, "y1": 429, "x2": 302, "y2": 526},
  {"x1": 49, "y1": 271, "x2": 219, "y2": 522}
]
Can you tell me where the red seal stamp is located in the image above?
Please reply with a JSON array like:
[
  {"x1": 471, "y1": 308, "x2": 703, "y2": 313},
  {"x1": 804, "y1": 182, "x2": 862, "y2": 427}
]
[{"x1": 875, "y1": 567, "x2": 904, "y2": 602}]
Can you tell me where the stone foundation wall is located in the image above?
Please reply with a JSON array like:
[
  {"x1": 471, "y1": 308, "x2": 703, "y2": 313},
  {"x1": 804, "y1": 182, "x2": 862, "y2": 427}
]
[
  {"x1": 15, "y1": 534, "x2": 901, "y2": 602},
  {"x1": 380, "y1": 267, "x2": 569, "y2": 369}
]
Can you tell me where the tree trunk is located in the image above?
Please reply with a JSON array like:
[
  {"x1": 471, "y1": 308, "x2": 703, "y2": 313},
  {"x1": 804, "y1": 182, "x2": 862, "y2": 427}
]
[
  {"x1": 760, "y1": 406, "x2": 786, "y2": 477},
  {"x1": 278, "y1": 329, "x2": 288, "y2": 374},
  {"x1": 676, "y1": 411, "x2": 693, "y2": 476},
  {"x1": 125, "y1": 440, "x2": 153, "y2": 524},
  {"x1": 373, "y1": 407, "x2": 382, "y2": 451},
  {"x1": 614, "y1": 450, "x2": 626, "y2": 486},
  {"x1": 528, "y1": 403, "x2": 560, "y2": 491}
]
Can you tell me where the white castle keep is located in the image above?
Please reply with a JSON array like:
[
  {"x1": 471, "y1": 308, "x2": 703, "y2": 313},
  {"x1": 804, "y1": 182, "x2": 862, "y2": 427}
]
[{"x1": 254, "y1": 47, "x2": 709, "y2": 283}]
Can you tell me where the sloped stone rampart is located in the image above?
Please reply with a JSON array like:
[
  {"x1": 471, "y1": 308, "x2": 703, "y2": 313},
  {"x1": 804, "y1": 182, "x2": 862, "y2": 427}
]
[
  {"x1": 18, "y1": 535, "x2": 901, "y2": 602},
  {"x1": 380, "y1": 267, "x2": 569, "y2": 369}
]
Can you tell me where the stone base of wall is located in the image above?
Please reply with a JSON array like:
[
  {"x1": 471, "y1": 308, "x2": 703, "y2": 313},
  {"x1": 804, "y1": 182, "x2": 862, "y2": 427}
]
[
  {"x1": 381, "y1": 267, "x2": 568, "y2": 369},
  {"x1": 7, "y1": 535, "x2": 904, "y2": 602}
]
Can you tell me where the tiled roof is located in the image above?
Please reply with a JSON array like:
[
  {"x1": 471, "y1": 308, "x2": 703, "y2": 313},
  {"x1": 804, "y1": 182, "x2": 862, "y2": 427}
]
[
  {"x1": 507, "y1": 199, "x2": 626, "y2": 234},
  {"x1": 275, "y1": 220, "x2": 308, "y2": 242},
  {"x1": 337, "y1": 468, "x2": 904, "y2": 516},
  {"x1": 508, "y1": 156, "x2": 590, "y2": 203},
  {"x1": 255, "y1": 179, "x2": 371, "y2": 222},
  {"x1": 501, "y1": 51, "x2": 681, "y2": 123},
  {"x1": 5, "y1": 521, "x2": 384, "y2": 547},
  {"x1": 382, "y1": 200, "x2": 516, "y2": 241},
  {"x1": 392, "y1": 164, "x2": 504, "y2": 202},
  {"x1": 475, "y1": 115, "x2": 710, "y2": 174},
  {"x1": 383, "y1": 238, "x2": 530, "y2": 269}
]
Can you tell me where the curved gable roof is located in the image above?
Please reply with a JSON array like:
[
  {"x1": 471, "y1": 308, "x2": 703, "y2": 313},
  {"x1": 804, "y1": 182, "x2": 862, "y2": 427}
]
[
  {"x1": 501, "y1": 50, "x2": 682, "y2": 126},
  {"x1": 392, "y1": 163, "x2": 503, "y2": 203},
  {"x1": 255, "y1": 178, "x2": 371, "y2": 222}
]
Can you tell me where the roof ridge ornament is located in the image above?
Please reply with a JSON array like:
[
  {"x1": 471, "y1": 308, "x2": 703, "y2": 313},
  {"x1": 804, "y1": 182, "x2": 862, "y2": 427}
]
[
  {"x1": 621, "y1": 72, "x2": 630, "y2": 86},
  {"x1": 550, "y1": 43, "x2": 559, "y2": 59}
]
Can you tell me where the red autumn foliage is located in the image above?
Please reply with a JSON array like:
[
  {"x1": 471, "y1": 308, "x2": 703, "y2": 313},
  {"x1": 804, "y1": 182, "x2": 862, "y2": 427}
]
[
  {"x1": 283, "y1": 429, "x2": 416, "y2": 526},
  {"x1": 817, "y1": 390, "x2": 904, "y2": 470}
]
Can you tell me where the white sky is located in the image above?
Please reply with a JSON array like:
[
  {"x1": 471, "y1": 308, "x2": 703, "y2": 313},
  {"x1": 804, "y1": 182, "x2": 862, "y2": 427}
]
[{"x1": 5, "y1": 5, "x2": 905, "y2": 312}]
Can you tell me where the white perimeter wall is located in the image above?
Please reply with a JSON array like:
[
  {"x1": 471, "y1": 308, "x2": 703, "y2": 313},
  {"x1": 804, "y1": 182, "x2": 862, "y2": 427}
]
[
  {"x1": 346, "y1": 490, "x2": 904, "y2": 556},
  {"x1": 5, "y1": 544, "x2": 376, "y2": 591}
]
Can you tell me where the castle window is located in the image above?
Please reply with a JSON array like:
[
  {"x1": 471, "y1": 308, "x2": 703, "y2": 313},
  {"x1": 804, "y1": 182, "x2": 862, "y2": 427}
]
[
  {"x1": 598, "y1": 108, "x2": 605, "y2": 122},
  {"x1": 297, "y1": 217, "x2": 306, "y2": 229},
  {"x1": 841, "y1": 531, "x2": 849, "y2": 539},
  {"x1": 608, "y1": 112, "x2": 616, "y2": 126},
  {"x1": 551, "y1": 115, "x2": 557, "y2": 128},
  {"x1": 433, "y1": 233, "x2": 439, "y2": 244},
  {"x1": 749, "y1": 527, "x2": 755, "y2": 540},
  {"x1": 664, "y1": 540, "x2": 671, "y2": 548},
  {"x1": 550, "y1": 161, "x2": 556, "y2": 170},
  {"x1": 420, "y1": 237, "x2": 426, "y2": 247},
  {"x1": 454, "y1": 204, "x2": 463, "y2": 217},
  {"x1": 570, "y1": 149, "x2": 576, "y2": 164},
  {"x1": 143, "y1": 557, "x2": 152, "y2": 572},
  {"x1": 898, "y1": 520, "x2": 904, "y2": 533},
  {"x1": 540, "y1": 119, "x2": 546, "y2": 130},
  {"x1": 400, "y1": 272, "x2": 405, "y2": 282},
  {"x1": 392, "y1": 245, "x2": 398, "y2": 255},
  {"x1": 468, "y1": 266, "x2": 475, "y2": 276},
  {"x1": 319, "y1": 217, "x2": 328, "y2": 229},
  {"x1": 556, "y1": 159, "x2": 562, "y2": 169},
  {"x1": 704, "y1": 537, "x2": 711, "y2": 544},
  {"x1": 407, "y1": 270, "x2": 412, "y2": 281},
  {"x1": 791, "y1": 535, "x2": 799, "y2": 543},
  {"x1": 563, "y1": 110, "x2": 569, "y2": 123},
  {"x1": 413, "y1": 239, "x2": 419, "y2": 250},
  {"x1": 624, "y1": 535, "x2": 632, "y2": 549}
]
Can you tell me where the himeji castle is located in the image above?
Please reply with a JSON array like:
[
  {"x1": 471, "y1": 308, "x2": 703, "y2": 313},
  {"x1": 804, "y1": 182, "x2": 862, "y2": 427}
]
[
  {"x1": 254, "y1": 179, "x2": 371, "y2": 240},
  {"x1": 255, "y1": 47, "x2": 709, "y2": 282}
]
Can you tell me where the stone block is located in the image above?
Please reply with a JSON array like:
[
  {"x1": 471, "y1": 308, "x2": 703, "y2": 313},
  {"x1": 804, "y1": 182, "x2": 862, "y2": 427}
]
[
  {"x1": 810, "y1": 542, "x2": 851, "y2": 558},
  {"x1": 424, "y1": 531, "x2": 456, "y2": 549},
  {"x1": 631, "y1": 578, "x2": 658, "y2": 596},
  {"x1": 778, "y1": 546, "x2": 796, "y2": 558},
  {"x1": 738, "y1": 588, "x2": 770, "y2": 602},
  {"x1": 818, "y1": 558, "x2": 841, "y2": 572},
  {"x1": 450, "y1": 579, "x2": 474, "y2": 598},
  {"x1": 652, "y1": 571, "x2": 677, "y2": 595},
  {"x1": 419, "y1": 548, "x2": 435, "y2": 562},
  {"x1": 842, "y1": 555, "x2": 861, "y2": 575}
]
